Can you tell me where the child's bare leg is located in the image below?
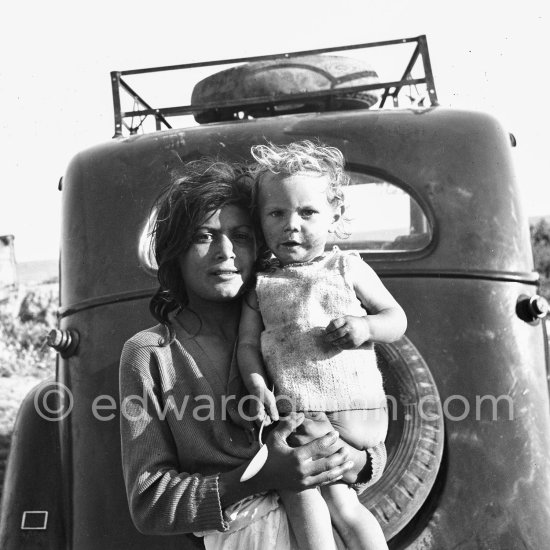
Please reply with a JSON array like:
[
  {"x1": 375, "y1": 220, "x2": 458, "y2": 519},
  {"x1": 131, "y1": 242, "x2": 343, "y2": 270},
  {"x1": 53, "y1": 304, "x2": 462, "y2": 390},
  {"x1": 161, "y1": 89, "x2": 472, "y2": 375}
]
[
  {"x1": 322, "y1": 482, "x2": 388, "y2": 550},
  {"x1": 279, "y1": 488, "x2": 337, "y2": 550}
]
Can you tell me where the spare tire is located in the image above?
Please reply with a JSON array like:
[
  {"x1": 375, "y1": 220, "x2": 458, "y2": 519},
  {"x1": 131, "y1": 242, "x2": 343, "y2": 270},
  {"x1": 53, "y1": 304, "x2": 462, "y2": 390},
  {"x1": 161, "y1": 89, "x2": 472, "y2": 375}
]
[
  {"x1": 191, "y1": 55, "x2": 380, "y2": 123},
  {"x1": 361, "y1": 336, "x2": 445, "y2": 541}
]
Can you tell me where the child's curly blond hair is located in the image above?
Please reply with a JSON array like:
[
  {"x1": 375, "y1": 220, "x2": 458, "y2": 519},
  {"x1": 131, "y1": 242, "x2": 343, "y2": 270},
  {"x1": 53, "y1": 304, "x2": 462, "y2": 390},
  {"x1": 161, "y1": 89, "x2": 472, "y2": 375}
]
[{"x1": 250, "y1": 140, "x2": 350, "y2": 237}]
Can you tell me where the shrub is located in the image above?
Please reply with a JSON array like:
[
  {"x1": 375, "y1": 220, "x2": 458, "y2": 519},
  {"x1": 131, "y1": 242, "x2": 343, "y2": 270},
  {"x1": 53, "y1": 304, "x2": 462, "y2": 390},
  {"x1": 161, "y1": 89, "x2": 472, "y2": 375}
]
[
  {"x1": 0, "y1": 285, "x2": 58, "y2": 378},
  {"x1": 530, "y1": 219, "x2": 550, "y2": 301}
]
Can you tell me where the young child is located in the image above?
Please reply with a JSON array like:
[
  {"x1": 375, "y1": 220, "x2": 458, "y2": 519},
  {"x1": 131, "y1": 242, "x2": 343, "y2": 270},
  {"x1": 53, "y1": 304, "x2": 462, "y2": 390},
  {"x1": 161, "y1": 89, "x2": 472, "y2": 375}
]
[{"x1": 237, "y1": 140, "x2": 407, "y2": 550}]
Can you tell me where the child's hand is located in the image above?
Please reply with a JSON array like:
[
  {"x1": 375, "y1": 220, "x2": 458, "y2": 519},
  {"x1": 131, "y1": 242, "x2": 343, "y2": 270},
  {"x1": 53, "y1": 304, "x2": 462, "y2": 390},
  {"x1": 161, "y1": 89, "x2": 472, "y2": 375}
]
[
  {"x1": 250, "y1": 385, "x2": 279, "y2": 425},
  {"x1": 324, "y1": 315, "x2": 370, "y2": 349}
]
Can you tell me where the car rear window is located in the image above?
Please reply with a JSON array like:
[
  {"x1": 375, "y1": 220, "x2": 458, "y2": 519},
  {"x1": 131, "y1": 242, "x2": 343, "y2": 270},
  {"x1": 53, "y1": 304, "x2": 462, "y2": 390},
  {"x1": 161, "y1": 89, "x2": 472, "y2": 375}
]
[
  {"x1": 139, "y1": 171, "x2": 433, "y2": 272},
  {"x1": 327, "y1": 171, "x2": 432, "y2": 253}
]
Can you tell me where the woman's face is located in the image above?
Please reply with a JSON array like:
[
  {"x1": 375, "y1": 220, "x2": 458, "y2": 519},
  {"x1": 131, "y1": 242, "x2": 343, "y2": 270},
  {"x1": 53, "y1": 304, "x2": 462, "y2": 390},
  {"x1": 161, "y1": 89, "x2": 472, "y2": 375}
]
[{"x1": 178, "y1": 204, "x2": 255, "y2": 305}]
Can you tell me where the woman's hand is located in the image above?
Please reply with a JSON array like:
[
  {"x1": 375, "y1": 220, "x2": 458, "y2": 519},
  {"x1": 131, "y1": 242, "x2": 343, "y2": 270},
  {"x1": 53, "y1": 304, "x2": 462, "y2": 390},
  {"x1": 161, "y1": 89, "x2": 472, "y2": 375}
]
[
  {"x1": 254, "y1": 413, "x2": 353, "y2": 491},
  {"x1": 287, "y1": 411, "x2": 369, "y2": 487},
  {"x1": 219, "y1": 413, "x2": 364, "y2": 509},
  {"x1": 286, "y1": 411, "x2": 335, "y2": 447}
]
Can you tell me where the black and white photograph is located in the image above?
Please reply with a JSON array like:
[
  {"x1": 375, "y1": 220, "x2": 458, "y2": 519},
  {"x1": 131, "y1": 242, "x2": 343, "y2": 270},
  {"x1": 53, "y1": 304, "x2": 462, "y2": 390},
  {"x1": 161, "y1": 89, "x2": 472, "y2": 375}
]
[{"x1": 1, "y1": 1, "x2": 549, "y2": 548}]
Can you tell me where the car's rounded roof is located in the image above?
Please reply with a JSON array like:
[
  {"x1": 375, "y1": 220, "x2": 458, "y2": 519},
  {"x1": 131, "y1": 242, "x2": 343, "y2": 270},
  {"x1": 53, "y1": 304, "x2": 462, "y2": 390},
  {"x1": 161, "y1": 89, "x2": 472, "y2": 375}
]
[{"x1": 60, "y1": 107, "x2": 534, "y2": 309}]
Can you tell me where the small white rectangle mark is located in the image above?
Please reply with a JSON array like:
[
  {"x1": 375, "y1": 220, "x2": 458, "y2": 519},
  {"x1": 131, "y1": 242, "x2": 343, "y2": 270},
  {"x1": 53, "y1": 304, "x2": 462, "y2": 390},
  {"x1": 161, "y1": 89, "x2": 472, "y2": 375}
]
[{"x1": 21, "y1": 511, "x2": 48, "y2": 530}]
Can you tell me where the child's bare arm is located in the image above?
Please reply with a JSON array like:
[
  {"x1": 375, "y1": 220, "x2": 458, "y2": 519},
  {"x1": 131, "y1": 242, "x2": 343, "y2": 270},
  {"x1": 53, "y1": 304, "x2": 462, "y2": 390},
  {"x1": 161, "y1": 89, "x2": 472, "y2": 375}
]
[
  {"x1": 237, "y1": 290, "x2": 279, "y2": 421},
  {"x1": 325, "y1": 255, "x2": 407, "y2": 348}
]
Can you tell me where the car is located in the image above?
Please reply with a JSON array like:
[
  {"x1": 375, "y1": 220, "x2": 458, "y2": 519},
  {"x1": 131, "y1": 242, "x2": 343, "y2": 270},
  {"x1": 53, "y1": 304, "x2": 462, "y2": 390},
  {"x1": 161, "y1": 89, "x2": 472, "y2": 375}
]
[{"x1": 1, "y1": 35, "x2": 549, "y2": 549}]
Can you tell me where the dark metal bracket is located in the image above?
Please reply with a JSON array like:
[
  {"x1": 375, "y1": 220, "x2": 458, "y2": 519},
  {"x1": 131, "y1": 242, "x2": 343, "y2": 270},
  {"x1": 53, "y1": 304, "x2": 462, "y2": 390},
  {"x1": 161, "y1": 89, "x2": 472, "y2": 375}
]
[{"x1": 110, "y1": 35, "x2": 438, "y2": 138}]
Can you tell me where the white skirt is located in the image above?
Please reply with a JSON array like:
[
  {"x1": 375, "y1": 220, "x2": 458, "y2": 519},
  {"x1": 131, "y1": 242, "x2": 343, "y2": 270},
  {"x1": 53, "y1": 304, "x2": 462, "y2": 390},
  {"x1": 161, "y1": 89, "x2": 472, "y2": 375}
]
[{"x1": 194, "y1": 492, "x2": 299, "y2": 550}]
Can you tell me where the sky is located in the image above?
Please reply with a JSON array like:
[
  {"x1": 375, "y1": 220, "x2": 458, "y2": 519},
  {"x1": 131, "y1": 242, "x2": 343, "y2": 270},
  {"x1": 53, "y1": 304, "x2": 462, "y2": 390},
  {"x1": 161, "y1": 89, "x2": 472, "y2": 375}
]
[{"x1": 1, "y1": 0, "x2": 548, "y2": 261}]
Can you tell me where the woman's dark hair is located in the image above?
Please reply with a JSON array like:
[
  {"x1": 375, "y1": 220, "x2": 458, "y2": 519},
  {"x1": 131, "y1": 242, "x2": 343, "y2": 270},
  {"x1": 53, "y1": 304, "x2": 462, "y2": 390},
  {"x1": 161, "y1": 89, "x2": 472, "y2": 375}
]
[{"x1": 148, "y1": 158, "x2": 253, "y2": 343}]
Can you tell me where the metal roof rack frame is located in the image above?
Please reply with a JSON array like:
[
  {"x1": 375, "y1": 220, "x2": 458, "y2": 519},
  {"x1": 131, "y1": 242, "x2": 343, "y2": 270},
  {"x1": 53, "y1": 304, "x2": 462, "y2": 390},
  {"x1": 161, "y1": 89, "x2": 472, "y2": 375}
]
[{"x1": 110, "y1": 34, "x2": 438, "y2": 138}]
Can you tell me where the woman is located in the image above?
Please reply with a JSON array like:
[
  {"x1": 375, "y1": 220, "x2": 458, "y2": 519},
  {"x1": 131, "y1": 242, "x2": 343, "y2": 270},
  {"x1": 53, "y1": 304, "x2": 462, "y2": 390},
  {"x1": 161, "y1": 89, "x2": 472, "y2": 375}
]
[{"x1": 119, "y1": 159, "x2": 373, "y2": 547}]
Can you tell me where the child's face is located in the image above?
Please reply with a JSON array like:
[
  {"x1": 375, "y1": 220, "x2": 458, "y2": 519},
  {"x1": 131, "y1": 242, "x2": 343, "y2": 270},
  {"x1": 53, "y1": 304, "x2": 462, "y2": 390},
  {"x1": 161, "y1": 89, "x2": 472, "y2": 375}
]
[{"x1": 258, "y1": 172, "x2": 342, "y2": 266}]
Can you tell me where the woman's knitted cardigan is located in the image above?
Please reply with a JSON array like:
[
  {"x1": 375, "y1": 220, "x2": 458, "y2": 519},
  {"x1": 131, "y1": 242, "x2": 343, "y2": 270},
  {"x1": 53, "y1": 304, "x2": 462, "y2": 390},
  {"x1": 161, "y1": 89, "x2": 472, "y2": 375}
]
[{"x1": 119, "y1": 323, "x2": 381, "y2": 536}]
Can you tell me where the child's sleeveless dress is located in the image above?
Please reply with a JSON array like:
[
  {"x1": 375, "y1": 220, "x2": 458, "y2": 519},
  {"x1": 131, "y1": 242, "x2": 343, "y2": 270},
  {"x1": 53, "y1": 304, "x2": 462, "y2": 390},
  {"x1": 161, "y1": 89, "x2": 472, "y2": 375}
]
[
  {"x1": 195, "y1": 247, "x2": 388, "y2": 550},
  {"x1": 255, "y1": 246, "x2": 387, "y2": 414}
]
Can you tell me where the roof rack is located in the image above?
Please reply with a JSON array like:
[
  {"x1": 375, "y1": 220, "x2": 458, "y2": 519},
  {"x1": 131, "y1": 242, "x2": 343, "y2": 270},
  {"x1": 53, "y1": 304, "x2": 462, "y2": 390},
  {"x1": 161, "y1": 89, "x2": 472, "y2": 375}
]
[{"x1": 110, "y1": 35, "x2": 438, "y2": 138}]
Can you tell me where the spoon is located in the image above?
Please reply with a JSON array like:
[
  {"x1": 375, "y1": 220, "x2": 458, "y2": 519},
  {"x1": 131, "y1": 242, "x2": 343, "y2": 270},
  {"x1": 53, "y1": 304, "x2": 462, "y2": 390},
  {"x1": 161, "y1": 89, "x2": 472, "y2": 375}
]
[{"x1": 240, "y1": 417, "x2": 269, "y2": 482}]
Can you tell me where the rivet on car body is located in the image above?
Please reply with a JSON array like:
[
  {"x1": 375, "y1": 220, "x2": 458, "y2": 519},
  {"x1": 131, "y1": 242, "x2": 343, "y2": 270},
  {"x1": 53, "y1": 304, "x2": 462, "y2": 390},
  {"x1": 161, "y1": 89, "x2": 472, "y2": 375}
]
[
  {"x1": 516, "y1": 295, "x2": 549, "y2": 323},
  {"x1": 46, "y1": 328, "x2": 80, "y2": 358},
  {"x1": 529, "y1": 295, "x2": 550, "y2": 318}
]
